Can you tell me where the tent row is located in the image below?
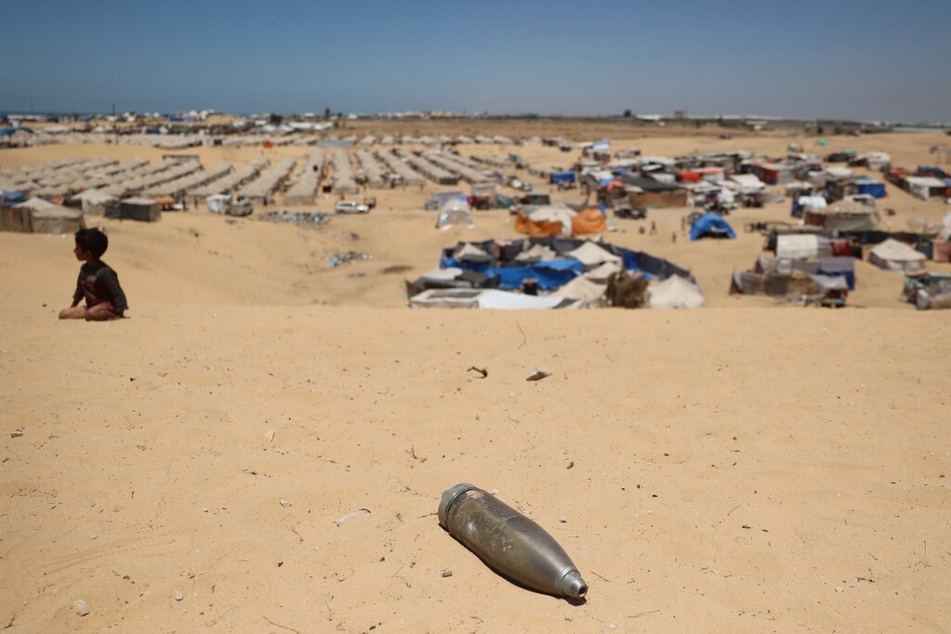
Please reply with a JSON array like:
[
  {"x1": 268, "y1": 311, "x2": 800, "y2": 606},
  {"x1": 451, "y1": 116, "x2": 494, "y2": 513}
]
[
  {"x1": 8, "y1": 128, "x2": 538, "y2": 150},
  {"x1": 422, "y1": 151, "x2": 491, "y2": 184},
  {"x1": 142, "y1": 161, "x2": 233, "y2": 197},
  {"x1": 393, "y1": 149, "x2": 458, "y2": 185},
  {"x1": 331, "y1": 150, "x2": 358, "y2": 195},
  {"x1": 1, "y1": 198, "x2": 85, "y2": 233},
  {"x1": 354, "y1": 150, "x2": 386, "y2": 188},
  {"x1": 59, "y1": 158, "x2": 152, "y2": 194},
  {"x1": 190, "y1": 157, "x2": 270, "y2": 198},
  {"x1": 0, "y1": 157, "x2": 117, "y2": 195},
  {"x1": 236, "y1": 156, "x2": 297, "y2": 204},
  {"x1": 1, "y1": 194, "x2": 164, "y2": 234},
  {"x1": 284, "y1": 151, "x2": 326, "y2": 205},
  {"x1": 373, "y1": 150, "x2": 426, "y2": 186},
  {"x1": 470, "y1": 154, "x2": 513, "y2": 169},
  {"x1": 102, "y1": 159, "x2": 202, "y2": 198}
]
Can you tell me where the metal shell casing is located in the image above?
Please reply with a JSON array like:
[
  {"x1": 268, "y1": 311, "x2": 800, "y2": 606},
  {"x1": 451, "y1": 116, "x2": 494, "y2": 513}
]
[{"x1": 439, "y1": 483, "x2": 587, "y2": 600}]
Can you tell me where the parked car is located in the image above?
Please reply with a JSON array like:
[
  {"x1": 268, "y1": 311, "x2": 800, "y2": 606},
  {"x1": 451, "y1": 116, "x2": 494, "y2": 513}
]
[{"x1": 334, "y1": 200, "x2": 370, "y2": 214}]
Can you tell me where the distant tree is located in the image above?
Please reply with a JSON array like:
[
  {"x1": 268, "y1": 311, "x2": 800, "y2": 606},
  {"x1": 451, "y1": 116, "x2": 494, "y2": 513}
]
[
  {"x1": 623, "y1": 109, "x2": 632, "y2": 118},
  {"x1": 268, "y1": 113, "x2": 283, "y2": 125},
  {"x1": 324, "y1": 107, "x2": 331, "y2": 120}
]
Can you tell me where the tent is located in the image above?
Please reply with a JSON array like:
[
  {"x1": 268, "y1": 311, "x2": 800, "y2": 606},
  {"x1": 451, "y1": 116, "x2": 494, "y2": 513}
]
[
  {"x1": 647, "y1": 275, "x2": 704, "y2": 309},
  {"x1": 868, "y1": 238, "x2": 926, "y2": 273},
  {"x1": 550, "y1": 170, "x2": 576, "y2": 186},
  {"x1": 206, "y1": 193, "x2": 231, "y2": 214},
  {"x1": 30, "y1": 204, "x2": 85, "y2": 234},
  {"x1": 15, "y1": 197, "x2": 54, "y2": 212},
  {"x1": 119, "y1": 197, "x2": 161, "y2": 222},
  {"x1": 565, "y1": 241, "x2": 621, "y2": 268},
  {"x1": 72, "y1": 188, "x2": 119, "y2": 217},
  {"x1": 2, "y1": 190, "x2": 26, "y2": 205},
  {"x1": 570, "y1": 207, "x2": 608, "y2": 236},
  {"x1": 435, "y1": 198, "x2": 474, "y2": 230},
  {"x1": 514, "y1": 205, "x2": 575, "y2": 237},
  {"x1": 550, "y1": 276, "x2": 605, "y2": 306},
  {"x1": 776, "y1": 233, "x2": 821, "y2": 259},
  {"x1": 409, "y1": 288, "x2": 582, "y2": 310},
  {"x1": 689, "y1": 213, "x2": 736, "y2": 241},
  {"x1": 855, "y1": 177, "x2": 887, "y2": 199},
  {"x1": 0, "y1": 205, "x2": 32, "y2": 232}
]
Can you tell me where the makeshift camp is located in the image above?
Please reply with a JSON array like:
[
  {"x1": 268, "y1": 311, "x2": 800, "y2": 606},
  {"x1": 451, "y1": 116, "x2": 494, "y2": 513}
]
[
  {"x1": 647, "y1": 274, "x2": 705, "y2": 309},
  {"x1": 689, "y1": 212, "x2": 736, "y2": 241},
  {"x1": 437, "y1": 237, "x2": 692, "y2": 293},
  {"x1": 868, "y1": 238, "x2": 926, "y2": 273}
]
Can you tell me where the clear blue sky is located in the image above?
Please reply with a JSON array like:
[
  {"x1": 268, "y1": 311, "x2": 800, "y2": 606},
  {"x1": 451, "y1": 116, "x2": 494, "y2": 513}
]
[{"x1": 2, "y1": 0, "x2": 949, "y2": 123}]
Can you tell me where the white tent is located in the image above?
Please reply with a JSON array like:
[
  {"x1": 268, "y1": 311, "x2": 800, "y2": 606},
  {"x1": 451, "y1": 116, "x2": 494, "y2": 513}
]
[
  {"x1": 776, "y1": 234, "x2": 821, "y2": 260},
  {"x1": 30, "y1": 204, "x2": 84, "y2": 234},
  {"x1": 565, "y1": 241, "x2": 621, "y2": 268},
  {"x1": 435, "y1": 199, "x2": 474, "y2": 230},
  {"x1": 551, "y1": 276, "x2": 606, "y2": 306},
  {"x1": 729, "y1": 174, "x2": 765, "y2": 192},
  {"x1": 409, "y1": 288, "x2": 582, "y2": 309},
  {"x1": 71, "y1": 188, "x2": 119, "y2": 216},
  {"x1": 647, "y1": 275, "x2": 704, "y2": 309},
  {"x1": 868, "y1": 238, "x2": 926, "y2": 273},
  {"x1": 451, "y1": 242, "x2": 490, "y2": 262},
  {"x1": 797, "y1": 195, "x2": 827, "y2": 213},
  {"x1": 14, "y1": 197, "x2": 54, "y2": 212},
  {"x1": 583, "y1": 260, "x2": 623, "y2": 283}
]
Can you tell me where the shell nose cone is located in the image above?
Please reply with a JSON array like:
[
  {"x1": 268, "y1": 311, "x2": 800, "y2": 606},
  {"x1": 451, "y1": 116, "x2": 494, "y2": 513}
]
[
  {"x1": 559, "y1": 570, "x2": 588, "y2": 600},
  {"x1": 438, "y1": 483, "x2": 475, "y2": 529}
]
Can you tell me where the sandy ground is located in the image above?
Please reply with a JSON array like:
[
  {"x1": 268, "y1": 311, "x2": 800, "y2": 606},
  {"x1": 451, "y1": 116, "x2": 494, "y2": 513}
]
[{"x1": 1, "y1": 127, "x2": 950, "y2": 632}]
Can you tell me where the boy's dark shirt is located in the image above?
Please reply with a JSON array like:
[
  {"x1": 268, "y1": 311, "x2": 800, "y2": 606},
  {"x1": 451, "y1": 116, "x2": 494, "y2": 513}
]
[{"x1": 73, "y1": 261, "x2": 128, "y2": 314}]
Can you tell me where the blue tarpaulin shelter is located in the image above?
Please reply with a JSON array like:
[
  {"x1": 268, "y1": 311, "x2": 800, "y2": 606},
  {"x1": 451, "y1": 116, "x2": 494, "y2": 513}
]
[
  {"x1": 689, "y1": 213, "x2": 736, "y2": 241},
  {"x1": 550, "y1": 170, "x2": 576, "y2": 186},
  {"x1": 855, "y1": 177, "x2": 887, "y2": 199},
  {"x1": 2, "y1": 190, "x2": 26, "y2": 204},
  {"x1": 0, "y1": 127, "x2": 35, "y2": 137},
  {"x1": 439, "y1": 237, "x2": 692, "y2": 292}
]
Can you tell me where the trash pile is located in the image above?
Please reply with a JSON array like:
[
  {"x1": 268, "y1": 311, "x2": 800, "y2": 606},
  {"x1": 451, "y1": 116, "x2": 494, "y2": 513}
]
[
  {"x1": 329, "y1": 251, "x2": 373, "y2": 267},
  {"x1": 259, "y1": 210, "x2": 330, "y2": 228}
]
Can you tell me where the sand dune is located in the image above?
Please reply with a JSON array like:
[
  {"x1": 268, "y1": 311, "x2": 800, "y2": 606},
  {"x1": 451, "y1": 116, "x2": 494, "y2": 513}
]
[{"x1": 1, "y1": 128, "x2": 950, "y2": 632}]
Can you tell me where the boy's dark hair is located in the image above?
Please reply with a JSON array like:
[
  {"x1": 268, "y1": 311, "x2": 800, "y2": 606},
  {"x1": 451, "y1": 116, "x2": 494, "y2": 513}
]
[{"x1": 75, "y1": 227, "x2": 109, "y2": 258}]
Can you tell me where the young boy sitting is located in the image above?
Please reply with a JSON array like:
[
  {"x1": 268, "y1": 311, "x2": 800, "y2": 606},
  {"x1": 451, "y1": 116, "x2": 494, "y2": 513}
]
[{"x1": 59, "y1": 227, "x2": 129, "y2": 321}]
